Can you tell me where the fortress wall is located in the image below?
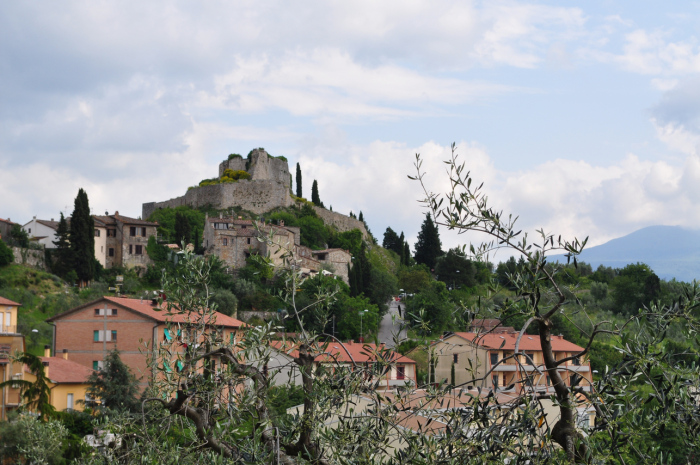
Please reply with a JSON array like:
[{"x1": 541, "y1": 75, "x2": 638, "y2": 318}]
[
  {"x1": 143, "y1": 180, "x2": 293, "y2": 219},
  {"x1": 312, "y1": 206, "x2": 370, "y2": 240},
  {"x1": 219, "y1": 157, "x2": 247, "y2": 176},
  {"x1": 218, "y1": 150, "x2": 291, "y2": 189}
]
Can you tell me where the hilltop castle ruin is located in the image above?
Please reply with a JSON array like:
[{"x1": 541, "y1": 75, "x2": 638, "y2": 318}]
[{"x1": 142, "y1": 148, "x2": 369, "y2": 238}]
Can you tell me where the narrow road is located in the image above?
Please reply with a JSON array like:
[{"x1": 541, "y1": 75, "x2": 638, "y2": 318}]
[{"x1": 378, "y1": 298, "x2": 407, "y2": 348}]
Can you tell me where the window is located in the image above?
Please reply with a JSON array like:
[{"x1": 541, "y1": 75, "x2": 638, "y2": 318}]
[
  {"x1": 490, "y1": 352, "x2": 499, "y2": 365},
  {"x1": 525, "y1": 352, "x2": 535, "y2": 365},
  {"x1": 573, "y1": 356, "x2": 580, "y2": 366},
  {"x1": 67, "y1": 393, "x2": 74, "y2": 410},
  {"x1": 94, "y1": 308, "x2": 117, "y2": 316},
  {"x1": 93, "y1": 361, "x2": 104, "y2": 370},
  {"x1": 109, "y1": 248, "x2": 114, "y2": 257},
  {"x1": 214, "y1": 223, "x2": 227, "y2": 230},
  {"x1": 134, "y1": 245, "x2": 143, "y2": 255},
  {"x1": 571, "y1": 374, "x2": 581, "y2": 387},
  {"x1": 396, "y1": 365, "x2": 405, "y2": 380},
  {"x1": 130, "y1": 227, "x2": 136, "y2": 236},
  {"x1": 223, "y1": 238, "x2": 228, "y2": 246},
  {"x1": 247, "y1": 238, "x2": 251, "y2": 244},
  {"x1": 492, "y1": 374, "x2": 499, "y2": 388},
  {"x1": 94, "y1": 230, "x2": 100, "y2": 237},
  {"x1": 107, "y1": 229, "x2": 116, "y2": 237},
  {"x1": 141, "y1": 227, "x2": 146, "y2": 237},
  {"x1": 28, "y1": 228, "x2": 31, "y2": 233},
  {"x1": 546, "y1": 375, "x2": 551, "y2": 386},
  {"x1": 453, "y1": 353, "x2": 459, "y2": 364},
  {"x1": 129, "y1": 244, "x2": 133, "y2": 254},
  {"x1": 93, "y1": 330, "x2": 116, "y2": 342}
]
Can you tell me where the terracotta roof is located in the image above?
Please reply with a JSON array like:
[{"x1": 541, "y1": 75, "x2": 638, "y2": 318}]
[
  {"x1": 111, "y1": 214, "x2": 157, "y2": 226},
  {"x1": 48, "y1": 296, "x2": 247, "y2": 329},
  {"x1": 0, "y1": 218, "x2": 17, "y2": 225},
  {"x1": 270, "y1": 340, "x2": 416, "y2": 364},
  {"x1": 312, "y1": 248, "x2": 351, "y2": 255},
  {"x1": 0, "y1": 296, "x2": 20, "y2": 306},
  {"x1": 451, "y1": 332, "x2": 585, "y2": 353},
  {"x1": 33, "y1": 356, "x2": 94, "y2": 384},
  {"x1": 36, "y1": 219, "x2": 60, "y2": 230},
  {"x1": 207, "y1": 218, "x2": 253, "y2": 225}
]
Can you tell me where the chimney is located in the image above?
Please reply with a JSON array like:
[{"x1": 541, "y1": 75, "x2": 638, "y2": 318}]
[
  {"x1": 62, "y1": 349, "x2": 68, "y2": 360},
  {"x1": 44, "y1": 344, "x2": 51, "y2": 358},
  {"x1": 349, "y1": 340, "x2": 354, "y2": 344},
  {"x1": 115, "y1": 211, "x2": 119, "y2": 216},
  {"x1": 42, "y1": 361, "x2": 49, "y2": 378},
  {"x1": 238, "y1": 216, "x2": 242, "y2": 219},
  {"x1": 280, "y1": 220, "x2": 285, "y2": 227},
  {"x1": 51, "y1": 218, "x2": 54, "y2": 222}
]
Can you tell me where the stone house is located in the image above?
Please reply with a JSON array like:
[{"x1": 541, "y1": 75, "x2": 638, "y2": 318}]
[
  {"x1": 0, "y1": 296, "x2": 25, "y2": 420},
  {"x1": 47, "y1": 296, "x2": 247, "y2": 390},
  {"x1": 432, "y1": 325, "x2": 592, "y2": 393},
  {"x1": 203, "y1": 216, "x2": 352, "y2": 284},
  {"x1": 24, "y1": 213, "x2": 158, "y2": 271},
  {"x1": 92, "y1": 212, "x2": 158, "y2": 270},
  {"x1": 0, "y1": 217, "x2": 18, "y2": 243}
]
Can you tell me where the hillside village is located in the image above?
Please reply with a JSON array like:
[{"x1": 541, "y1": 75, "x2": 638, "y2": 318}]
[{"x1": 0, "y1": 148, "x2": 698, "y2": 463}]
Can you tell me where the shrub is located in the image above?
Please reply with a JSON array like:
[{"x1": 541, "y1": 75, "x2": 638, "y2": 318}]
[
  {"x1": 227, "y1": 153, "x2": 243, "y2": 160},
  {"x1": 0, "y1": 239, "x2": 14, "y2": 266}
]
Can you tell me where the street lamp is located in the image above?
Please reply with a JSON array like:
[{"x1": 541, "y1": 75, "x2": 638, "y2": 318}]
[{"x1": 359, "y1": 309, "x2": 368, "y2": 342}]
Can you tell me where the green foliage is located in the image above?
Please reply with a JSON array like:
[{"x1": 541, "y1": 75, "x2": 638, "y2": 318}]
[
  {"x1": 413, "y1": 213, "x2": 443, "y2": 269},
  {"x1": 434, "y1": 248, "x2": 477, "y2": 289},
  {"x1": 69, "y1": 188, "x2": 96, "y2": 284},
  {"x1": 174, "y1": 211, "x2": 192, "y2": 245},
  {"x1": 210, "y1": 288, "x2": 238, "y2": 317},
  {"x1": 10, "y1": 224, "x2": 30, "y2": 248},
  {"x1": 227, "y1": 153, "x2": 242, "y2": 160},
  {"x1": 51, "y1": 213, "x2": 72, "y2": 278},
  {"x1": 298, "y1": 215, "x2": 328, "y2": 250},
  {"x1": 405, "y1": 280, "x2": 452, "y2": 334},
  {"x1": 398, "y1": 266, "x2": 432, "y2": 294},
  {"x1": 382, "y1": 227, "x2": 402, "y2": 255},
  {"x1": 146, "y1": 205, "x2": 209, "y2": 244},
  {"x1": 295, "y1": 162, "x2": 302, "y2": 198},
  {"x1": 0, "y1": 413, "x2": 68, "y2": 465},
  {"x1": 336, "y1": 294, "x2": 380, "y2": 340},
  {"x1": 311, "y1": 179, "x2": 323, "y2": 207},
  {"x1": 0, "y1": 238, "x2": 13, "y2": 266},
  {"x1": 86, "y1": 349, "x2": 140, "y2": 412}
]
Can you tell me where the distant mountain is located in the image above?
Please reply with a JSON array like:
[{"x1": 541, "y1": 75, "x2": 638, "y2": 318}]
[{"x1": 552, "y1": 225, "x2": 700, "y2": 283}]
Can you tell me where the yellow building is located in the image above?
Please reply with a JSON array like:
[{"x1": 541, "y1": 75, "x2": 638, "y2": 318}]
[
  {"x1": 0, "y1": 296, "x2": 24, "y2": 420},
  {"x1": 23, "y1": 346, "x2": 94, "y2": 412}
]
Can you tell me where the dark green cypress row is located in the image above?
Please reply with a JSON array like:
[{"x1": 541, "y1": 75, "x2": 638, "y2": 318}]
[{"x1": 69, "y1": 188, "x2": 95, "y2": 285}]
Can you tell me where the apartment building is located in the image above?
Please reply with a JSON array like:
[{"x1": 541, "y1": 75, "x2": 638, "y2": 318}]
[
  {"x1": 47, "y1": 296, "x2": 247, "y2": 390},
  {"x1": 433, "y1": 324, "x2": 592, "y2": 393},
  {"x1": 0, "y1": 296, "x2": 24, "y2": 420}
]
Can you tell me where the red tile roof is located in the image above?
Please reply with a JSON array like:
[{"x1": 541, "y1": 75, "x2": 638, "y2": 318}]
[
  {"x1": 32, "y1": 357, "x2": 94, "y2": 384},
  {"x1": 48, "y1": 297, "x2": 247, "y2": 329},
  {"x1": 270, "y1": 340, "x2": 416, "y2": 364},
  {"x1": 0, "y1": 296, "x2": 20, "y2": 306},
  {"x1": 451, "y1": 332, "x2": 585, "y2": 353},
  {"x1": 0, "y1": 218, "x2": 18, "y2": 225}
]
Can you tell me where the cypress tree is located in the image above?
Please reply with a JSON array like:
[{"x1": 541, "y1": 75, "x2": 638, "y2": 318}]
[
  {"x1": 311, "y1": 180, "x2": 321, "y2": 206},
  {"x1": 174, "y1": 212, "x2": 191, "y2": 245},
  {"x1": 403, "y1": 241, "x2": 411, "y2": 266},
  {"x1": 296, "y1": 163, "x2": 302, "y2": 198},
  {"x1": 414, "y1": 213, "x2": 443, "y2": 270},
  {"x1": 52, "y1": 213, "x2": 72, "y2": 277},
  {"x1": 69, "y1": 188, "x2": 95, "y2": 285},
  {"x1": 358, "y1": 211, "x2": 364, "y2": 222},
  {"x1": 382, "y1": 227, "x2": 401, "y2": 255}
]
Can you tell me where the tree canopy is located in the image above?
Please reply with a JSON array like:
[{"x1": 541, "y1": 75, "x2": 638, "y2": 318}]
[{"x1": 69, "y1": 188, "x2": 95, "y2": 284}]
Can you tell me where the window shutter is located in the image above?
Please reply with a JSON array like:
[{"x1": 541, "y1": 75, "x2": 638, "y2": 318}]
[{"x1": 94, "y1": 330, "x2": 100, "y2": 342}]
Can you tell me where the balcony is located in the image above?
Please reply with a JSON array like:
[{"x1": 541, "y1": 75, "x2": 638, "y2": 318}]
[{"x1": 0, "y1": 325, "x2": 18, "y2": 335}]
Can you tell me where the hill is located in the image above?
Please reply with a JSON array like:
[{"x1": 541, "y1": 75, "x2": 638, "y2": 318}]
[{"x1": 553, "y1": 225, "x2": 700, "y2": 282}]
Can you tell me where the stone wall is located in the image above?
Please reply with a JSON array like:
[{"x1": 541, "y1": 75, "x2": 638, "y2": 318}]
[
  {"x1": 239, "y1": 310, "x2": 276, "y2": 322},
  {"x1": 143, "y1": 179, "x2": 293, "y2": 219},
  {"x1": 312, "y1": 207, "x2": 370, "y2": 240},
  {"x1": 12, "y1": 247, "x2": 47, "y2": 270}
]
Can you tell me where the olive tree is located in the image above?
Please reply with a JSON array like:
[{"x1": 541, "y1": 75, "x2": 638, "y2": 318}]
[{"x1": 409, "y1": 143, "x2": 700, "y2": 463}]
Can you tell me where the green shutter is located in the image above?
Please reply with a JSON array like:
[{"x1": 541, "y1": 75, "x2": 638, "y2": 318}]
[
  {"x1": 176, "y1": 361, "x2": 184, "y2": 372},
  {"x1": 93, "y1": 361, "x2": 98, "y2": 370},
  {"x1": 164, "y1": 328, "x2": 172, "y2": 341},
  {"x1": 93, "y1": 331, "x2": 99, "y2": 342}
]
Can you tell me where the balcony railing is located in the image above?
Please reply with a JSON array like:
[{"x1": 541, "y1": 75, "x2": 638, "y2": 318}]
[{"x1": 0, "y1": 325, "x2": 18, "y2": 334}]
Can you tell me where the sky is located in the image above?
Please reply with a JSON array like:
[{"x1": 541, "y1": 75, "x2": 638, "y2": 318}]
[{"x1": 3, "y1": 1, "x2": 700, "y2": 258}]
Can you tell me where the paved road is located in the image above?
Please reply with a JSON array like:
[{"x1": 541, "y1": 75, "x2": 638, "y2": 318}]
[{"x1": 378, "y1": 299, "x2": 407, "y2": 348}]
